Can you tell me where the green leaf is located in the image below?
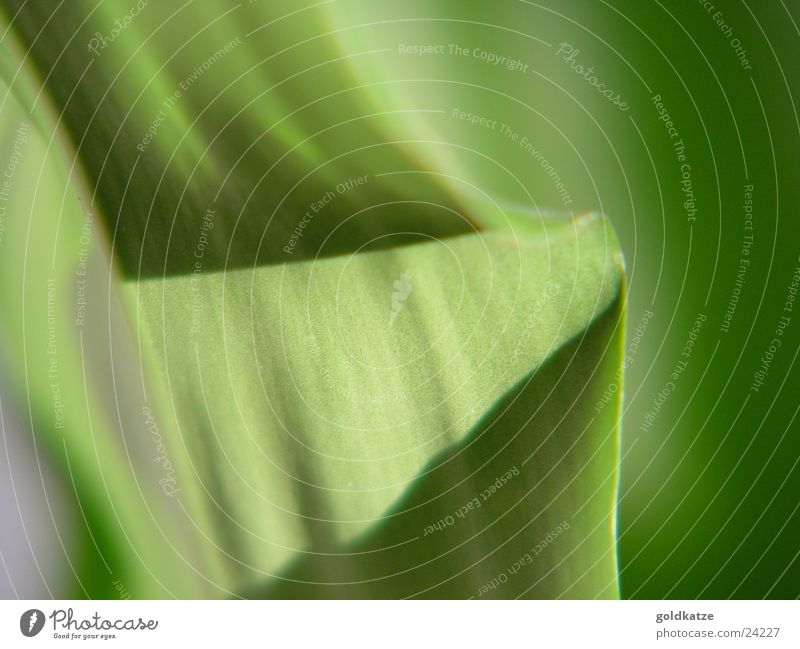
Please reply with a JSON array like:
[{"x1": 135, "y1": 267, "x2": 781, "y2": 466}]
[{"x1": 0, "y1": 0, "x2": 625, "y2": 598}]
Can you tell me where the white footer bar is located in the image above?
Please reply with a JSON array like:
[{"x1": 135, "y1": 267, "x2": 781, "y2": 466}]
[{"x1": 1, "y1": 600, "x2": 796, "y2": 647}]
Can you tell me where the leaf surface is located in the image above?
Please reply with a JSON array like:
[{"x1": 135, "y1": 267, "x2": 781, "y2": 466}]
[{"x1": 0, "y1": 0, "x2": 625, "y2": 598}]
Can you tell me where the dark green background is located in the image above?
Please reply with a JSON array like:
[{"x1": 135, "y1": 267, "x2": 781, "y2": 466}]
[{"x1": 585, "y1": 1, "x2": 800, "y2": 599}]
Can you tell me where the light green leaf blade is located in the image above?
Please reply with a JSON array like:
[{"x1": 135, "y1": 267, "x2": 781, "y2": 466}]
[{"x1": 0, "y1": 0, "x2": 626, "y2": 598}]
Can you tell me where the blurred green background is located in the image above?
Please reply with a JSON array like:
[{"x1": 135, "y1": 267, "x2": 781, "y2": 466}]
[{"x1": 1, "y1": 0, "x2": 798, "y2": 598}]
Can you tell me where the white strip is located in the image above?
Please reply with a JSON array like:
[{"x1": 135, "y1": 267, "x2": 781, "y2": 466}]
[{"x1": 1, "y1": 600, "x2": 797, "y2": 647}]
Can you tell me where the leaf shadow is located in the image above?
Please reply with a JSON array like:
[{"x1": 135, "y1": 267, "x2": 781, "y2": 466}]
[{"x1": 243, "y1": 297, "x2": 623, "y2": 599}]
